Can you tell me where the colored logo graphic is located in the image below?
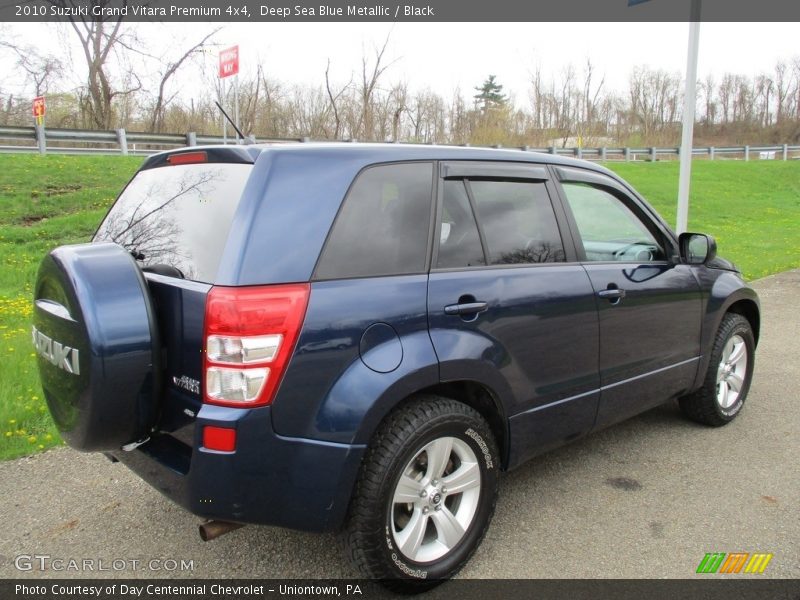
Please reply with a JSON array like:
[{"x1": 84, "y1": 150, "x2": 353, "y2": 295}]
[{"x1": 696, "y1": 552, "x2": 773, "y2": 574}]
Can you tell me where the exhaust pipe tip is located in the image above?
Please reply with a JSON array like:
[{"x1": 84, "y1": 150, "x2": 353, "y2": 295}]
[{"x1": 199, "y1": 520, "x2": 244, "y2": 542}]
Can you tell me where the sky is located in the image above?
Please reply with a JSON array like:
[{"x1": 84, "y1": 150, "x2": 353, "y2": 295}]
[{"x1": 1, "y1": 21, "x2": 797, "y2": 105}]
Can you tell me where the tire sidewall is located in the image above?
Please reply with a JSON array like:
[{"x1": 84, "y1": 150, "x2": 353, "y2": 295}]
[
  {"x1": 713, "y1": 316, "x2": 755, "y2": 420},
  {"x1": 377, "y1": 413, "x2": 499, "y2": 582}
]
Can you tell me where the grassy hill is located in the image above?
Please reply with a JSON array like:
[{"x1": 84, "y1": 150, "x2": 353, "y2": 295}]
[
  {"x1": 0, "y1": 155, "x2": 141, "y2": 459},
  {"x1": 0, "y1": 154, "x2": 797, "y2": 459},
  {"x1": 611, "y1": 161, "x2": 800, "y2": 279}
]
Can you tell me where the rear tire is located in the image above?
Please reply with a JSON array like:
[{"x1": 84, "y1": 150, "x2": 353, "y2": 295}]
[
  {"x1": 342, "y1": 396, "x2": 499, "y2": 591},
  {"x1": 679, "y1": 313, "x2": 755, "y2": 427}
]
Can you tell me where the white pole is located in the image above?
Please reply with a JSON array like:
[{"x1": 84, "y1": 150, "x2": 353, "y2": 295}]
[
  {"x1": 222, "y1": 78, "x2": 228, "y2": 144},
  {"x1": 676, "y1": 0, "x2": 701, "y2": 234},
  {"x1": 234, "y1": 73, "x2": 240, "y2": 142}
]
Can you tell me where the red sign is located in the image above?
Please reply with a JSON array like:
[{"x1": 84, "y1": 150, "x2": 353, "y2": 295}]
[
  {"x1": 33, "y1": 96, "x2": 45, "y2": 117},
  {"x1": 219, "y1": 46, "x2": 239, "y2": 78}
]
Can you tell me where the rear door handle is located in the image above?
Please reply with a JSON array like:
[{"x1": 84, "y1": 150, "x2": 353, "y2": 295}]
[{"x1": 444, "y1": 301, "x2": 488, "y2": 316}]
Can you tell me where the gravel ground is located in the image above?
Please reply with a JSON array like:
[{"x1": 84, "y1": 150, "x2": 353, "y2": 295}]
[{"x1": 1, "y1": 271, "x2": 797, "y2": 580}]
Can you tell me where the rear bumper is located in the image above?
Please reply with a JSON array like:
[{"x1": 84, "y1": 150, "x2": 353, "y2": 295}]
[{"x1": 110, "y1": 405, "x2": 366, "y2": 532}]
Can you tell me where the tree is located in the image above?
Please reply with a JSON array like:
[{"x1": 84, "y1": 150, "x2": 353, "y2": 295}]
[
  {"x1": 357, "y1": 33, "x2": 397, "y2": 140},
  {"x1": 581, "y1": 58, "x2": 605, "y2": 133},
  {"x1": 46, "y1": 1, "x2": 138, "y2": 129},
  {"x1": 473, "y1": 75, "x2": 507, "y2": 111},
  {"x1": 149, "y1": 28, "x2": 220, "y2": 132},
  {"x1": 324, "y1": 58, "x2": 352, "y2": 140},
  {"x1": 0, "y1": 40, "x2": 63, "y2": 97},
  {"x1": 701, "y1": 74, "x2": 717, "y2": 125},
  {"x1": 470, "y1": 75, "x2": 512, "y2": 146}
]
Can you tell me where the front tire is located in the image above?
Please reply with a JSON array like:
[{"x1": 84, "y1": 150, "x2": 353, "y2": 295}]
[
  {"x1": 679, "y1": 312, "x2": 755, "y2": 426},
  {"x1": 343, "y1": 396, "x2": 499, "y2": 590}
]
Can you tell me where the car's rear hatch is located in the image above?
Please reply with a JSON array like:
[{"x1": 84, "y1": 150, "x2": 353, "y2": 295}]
[{"x1": 92, "y1": 148, "x2": 256, "y2": 449}]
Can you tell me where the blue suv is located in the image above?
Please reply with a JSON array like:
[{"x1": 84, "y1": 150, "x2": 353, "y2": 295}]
[{"x1": 33, "y1": 144, "x2": 759, "y2": 588}]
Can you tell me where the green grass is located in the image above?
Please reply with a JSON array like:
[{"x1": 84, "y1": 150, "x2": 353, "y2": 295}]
[
  {"x1": 608, "y1": 161, "x2": 800, "y2": 279},
  {"x1": 0, "y1": 154, "x2": 142, "y2": 459},
  {"x1": 0, "y1": 154, "x2": 797, "y2": 460}
]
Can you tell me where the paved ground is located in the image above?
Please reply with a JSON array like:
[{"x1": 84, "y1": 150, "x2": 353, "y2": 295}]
[{"x1": 1, "y1": 271, "x2": 797, "y2": 580}]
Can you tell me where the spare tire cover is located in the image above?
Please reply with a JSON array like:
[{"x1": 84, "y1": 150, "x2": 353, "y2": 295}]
[{"x1": 32, "y1": 242, "x2": 161, "y2": 451}]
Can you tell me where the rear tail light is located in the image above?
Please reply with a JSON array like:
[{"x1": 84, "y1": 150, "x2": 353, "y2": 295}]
[
  {"x1": 206, "y1": 367, "x2": 268, "y2": 402},
  {"x1": 203, "y1": 284, "x2": 310, "y2": 407}
]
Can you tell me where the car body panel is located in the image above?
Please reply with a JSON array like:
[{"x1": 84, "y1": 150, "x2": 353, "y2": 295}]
[
  {"x1": 691, "y1": 268, "x2": 760, "y2": 390},
  {"x1": 584, "y1": 262, "x2": 703, "y2": 429},
  {"x1": 111, "y1": 404, "x2": 365, "y2": 531},
  {"x1": 427, "y1": 266, "x2": 601, "y2": 466},
  {"x1": 271, "y1": 275, "x2": 439, "y2": 444}
]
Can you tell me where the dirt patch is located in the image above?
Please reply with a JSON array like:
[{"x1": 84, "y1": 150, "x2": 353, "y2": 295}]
[
  {"x1": 30, "y1": 184, "x2": 82, "y2": 199},
  {"x1": 19, "y1": 215, "x2": 47, "y2": 227},
  {"x1": 19, "y1": 215, "x2": 46, "y2": 226}
]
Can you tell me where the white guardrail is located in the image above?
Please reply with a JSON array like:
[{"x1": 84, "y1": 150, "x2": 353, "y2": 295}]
[{"x1": 0, "y1": 125, "x2": 798, "y2": 161}]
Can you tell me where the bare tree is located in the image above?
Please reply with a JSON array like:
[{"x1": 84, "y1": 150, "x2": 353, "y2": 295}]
[
  {"x1": 701, "y1": 74, "x2": 716, "y2": 125},
  {"x1": 582, "y1": 58, "x2": 605, "y2": 133},
  {"x1": 754, "y1": 73, "x2": 774, "y2": 127},
  {"x1": 45, "y1": 0, "x2": 142, "y2": 128},
  {"x1": 149, "y1": 28, "x2": 220, "y2": 132},
  {"x1": 556, "y1": 65, "x2": 576, "y2": 145},
  {"x1": 258, "y1": 75, "x2": 285, "y2": 137},
  {"x1": 448, "y1": 87, "x2": 470, "y2": 144},
  {"x1": 530, "y1": 64, "x2": 544, "y2": 130},
  {"x1": 383, "y1": 81, "x2": 408, "y2": 141},
  {"x1": 775, "y1": 61, "x2": 790, "y2": 125},
  {"x1": 357, "y1": 33, "x2": 397, "y2": 140},
  {"x1": 628, "y1": 66, "x2": 681, "y2": 141},
  {"x1": 791, "y1": 57, "x2": 800, "y2": 120},
  {"x1": 0, "y1": 41, "x2": 63, "y2": 97},
  {"x1": 324, "y1": 58, "x2": 352, "y2": 139},
  {"x1": 718, "y1": 73, "x2": 734, "y2": 125}
]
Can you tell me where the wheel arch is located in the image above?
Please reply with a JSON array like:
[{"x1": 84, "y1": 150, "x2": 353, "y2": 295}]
[
  {"x1": 414, "y1": 381, "x2": 509, "y2": 470},
  {"x1": 360, "y1": 380, "x2": 509, "y2": 471},
  {"x1": 725, "y1": 298, "x2": 760, "y2": 346},
  {"x1": 692, "y1": 283, "x2": 760, "y2": 392}
]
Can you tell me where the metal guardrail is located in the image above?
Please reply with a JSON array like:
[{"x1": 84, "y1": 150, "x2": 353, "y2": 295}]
[
  {"x1": 0, "y1": 126, "x2": 303, "y2": 156},
  {"x1": 0, "y1": 125, "x2": 798, "y2": 161}
]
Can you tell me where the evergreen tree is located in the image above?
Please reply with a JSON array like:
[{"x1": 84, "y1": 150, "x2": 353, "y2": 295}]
[{"x1": 473, "y1": 75, "x2": 507, "y2": 111}]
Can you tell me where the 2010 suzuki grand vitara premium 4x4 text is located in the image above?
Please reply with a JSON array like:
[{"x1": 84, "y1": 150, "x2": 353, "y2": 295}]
[{"x1": 33, "y1": 144, "x2": 759, "y2": 588}]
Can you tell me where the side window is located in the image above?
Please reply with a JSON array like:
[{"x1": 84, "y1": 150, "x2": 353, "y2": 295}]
[
  {"x1": 560, "y1": 182, "x2": 666, "y2": 262},
  {"x1": 315, "y1": 163, "x2": 433, "y2": 280},
  {"x1": 469, "y1": 180, "x2": 566, "y2": 265},
  {"x1": 436, "y1": 180, "x2": 486, "y2": 269}
]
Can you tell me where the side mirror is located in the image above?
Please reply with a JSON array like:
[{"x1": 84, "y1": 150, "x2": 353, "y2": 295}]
[{"x1": 678, "y1": 232, "x2": 717, "y2": 265}]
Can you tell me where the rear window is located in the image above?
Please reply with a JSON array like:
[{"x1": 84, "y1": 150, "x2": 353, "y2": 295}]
[
  {"x1": 314, "y1": 162, "x2": 434, "y2": 280},
  {"x1": 94, "y1": 163, "x2": 252, "y2": 283}
]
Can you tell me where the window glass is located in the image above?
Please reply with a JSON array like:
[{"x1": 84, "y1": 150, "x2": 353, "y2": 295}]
[
  {"x1": 436, "y1": 180, "x2": 486, "y2": 269},
  {"x1": 468, "y1": 180, "x2": 565, "y2": 265},
  {"x1": 94, "y1": 163, "x2": 252, "y2": 283},
  {"x1": 561, "y1": 182, "x2": 666, "y2": 262},
  {"x1": 315, "y1": 163, "x2": 433, "y2": 279}
]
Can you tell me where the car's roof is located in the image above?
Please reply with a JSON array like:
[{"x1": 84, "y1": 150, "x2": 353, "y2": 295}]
[
  {"x1": 146, "y1": 141, "x2": 616, "y2": 179},
  {"x1": 249, "y1": 141, "x2": 614, "y2": 174}
]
